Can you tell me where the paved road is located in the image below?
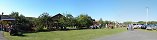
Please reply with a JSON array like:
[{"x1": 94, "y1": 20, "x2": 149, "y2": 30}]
[
  {"x1": 95, "y1": 30, "x2": 157, "y2": 40},
  {"x1": 0, "y1": 31, "x2": 6, "y2": 40}
]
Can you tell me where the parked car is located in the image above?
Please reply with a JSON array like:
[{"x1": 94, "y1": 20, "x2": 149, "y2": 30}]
[
  {"x1": 133, "y1": 25, "x2": 138, "y2": 29},
  {"x1": 133, "y1": 24, "x2": 142, "y2": 29},
  {"x1": 146, "y1": 25, "x2": 153, "y2": 30},
  {"x1": 141, "y1": 25, "x2": 147, "y2": 29},
  {"x1": 152, "y1": 25, "x2": 157, "y2": 30}
]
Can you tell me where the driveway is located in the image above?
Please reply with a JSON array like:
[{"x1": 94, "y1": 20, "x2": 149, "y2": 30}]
[
  {"x1": 95, "y1": 30, "x2": 157, "y2": 40},
  {"x1": 0, "y1": 31, "x2": 6, "y2": 40}
]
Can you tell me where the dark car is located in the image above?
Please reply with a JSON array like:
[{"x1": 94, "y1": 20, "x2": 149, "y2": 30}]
[{"x1": 141, "y1": 25, "x2": 147, "y2": 29}]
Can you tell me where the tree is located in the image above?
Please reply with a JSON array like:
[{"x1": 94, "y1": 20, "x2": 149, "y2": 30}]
[
  {"x1": 58, "y1": 14, "x2": 76, "y2": 30},
  {"x1": 9, "y1": 12, "x2": 35, "y2": 32},
  {"x1": 10, "y1": 12, "x2": 19, "y2": 18},
  {"x1": 123, "y1": 21, "x2": 133, "y2": 25},
  {"x1": 65, "y1": 14, "x2": 75, "y2": 27},
  {"x1": 99, "y1": 18, "x2": 103, "y2": 24},
  {"x1": 137, "y1": 21, "x2": 145, "y2": 24},
  {"x1": 36, "y1": 12, "x2": 51, "y2": 31},
  {"x1": 76, "y1": 14, "x2": 93, "y2": 29},
  {"x1": 98, "y1": 18, "x2": 104, "y2": 28},
  {"x1": 148, "y1": 21, "x2": 157, "y2": 24}
]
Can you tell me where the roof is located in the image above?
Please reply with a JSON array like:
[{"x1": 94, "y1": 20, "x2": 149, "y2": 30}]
[
  {"x1": 0, "y1": 15, "x2": 15, "y2": 21},
  {"x1": 51, "y1": 13, "x2": 64, "y2": 19}
]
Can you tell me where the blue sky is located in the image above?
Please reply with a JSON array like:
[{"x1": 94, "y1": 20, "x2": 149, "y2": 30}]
[{"x1": 0, "y1": 0, "x2": 157, "y2": 22}]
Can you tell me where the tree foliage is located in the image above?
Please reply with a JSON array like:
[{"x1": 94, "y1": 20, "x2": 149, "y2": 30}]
[
  {"x1": 137, "y1": 21, "x2": 145, "y2": 24},
  {"x1": 35, "y1": 12, "x2": 51, "y2": 31},
  {"x1": 76, "y1": 14, "x2": 93, "y2": 28},
  {"x1": 7, "y1": 12, "x2": 117, "y2": 32},
  {"x1": 9, "y1": 12, "x2": 35, "y2": 32},
  {"x1": 98, "y1": 18, "x2": 104, "y2": 28}
]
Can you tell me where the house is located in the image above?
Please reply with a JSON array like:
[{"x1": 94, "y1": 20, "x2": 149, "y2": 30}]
[
  {"x1": 48, "y1": 13, "x2": 65, "y2": 30},
  {"x1": 0, "y1": 12, "x2": 15, "y2": 31},
  {"x1": 0, "y1": 12, "x2": 15, "y2": 21},
  {"x1": 0, "y1": 12, "x2": 15, "y2": 24}
]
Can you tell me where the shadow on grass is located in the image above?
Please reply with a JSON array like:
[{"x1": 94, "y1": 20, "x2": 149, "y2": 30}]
[
  {"x1": 10, "y1": 34, "x2": 27, "y2": 37},
  {"x1": 23, "y1": 30, "x2": 51, "y2": 34},
  {"x1": 20, "y1": 28, "x2": 101, "y2": 35},
  {"x1": 56, "y1": 28, "x2": 100, "y2": 31},
  {"x1": 17, "y1": 34, "x2": 27, "y2": 37}
]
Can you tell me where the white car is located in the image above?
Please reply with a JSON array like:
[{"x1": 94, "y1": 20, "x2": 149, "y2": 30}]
[
  {"x1": 152, "y1": 26, "x2": 157, "y2": 30},
  {"x1": 146, "y1": 26, "x2": 153, "y2": 30},
  {"x1": 133, "y1": 25, "x2": 142, "y2": 29}
]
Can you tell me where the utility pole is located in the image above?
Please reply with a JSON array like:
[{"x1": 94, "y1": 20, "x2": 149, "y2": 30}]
[
  {"x1": 146, "y1": 7, "x2": 149, "y2": 25},
  {"x1": 114, "y1": 21, "x2": 117, "y2": 28}
]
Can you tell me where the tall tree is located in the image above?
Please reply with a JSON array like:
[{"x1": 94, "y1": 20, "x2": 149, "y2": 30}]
[
  {"x1": 36, "y1": 12, "x2": 51, "y2": 31},
  {"x1": 58, "y1": 14, "x2": 76, "y2": 30},
  {"x1": 99, "y1": 18, "x2": 103, "y2": 24},
  {"x1": 76, "y1": 14, "x2": 93, "y2": 29},
  {"x1": 99, "y1": 18, "x2": 104, "y2": 28},
  {"x1": 9, "y1": 12, "x2": 34, "y2": 32}
]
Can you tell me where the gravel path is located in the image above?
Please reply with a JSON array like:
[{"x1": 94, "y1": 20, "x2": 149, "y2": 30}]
[
  {"x1": 95, "y1": 30, "x2": 157, "y2": 40},
  {"x1": 0, "y1": 31, "x2": 7, "y2": 40}
]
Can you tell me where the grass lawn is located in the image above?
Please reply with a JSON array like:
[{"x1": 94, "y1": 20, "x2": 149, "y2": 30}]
[{"x1": 4, "y1": 28, "x2": 126, "y2": 40}]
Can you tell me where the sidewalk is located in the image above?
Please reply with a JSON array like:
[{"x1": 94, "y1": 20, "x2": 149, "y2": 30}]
[{"x1": 0, "y1": 31, "x2": 7, "y2": 40}]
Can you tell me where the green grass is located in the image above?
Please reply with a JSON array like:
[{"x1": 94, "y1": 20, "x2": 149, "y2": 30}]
[{"x1": 4, "y1": 28, "x2": 126, "y2": 40}]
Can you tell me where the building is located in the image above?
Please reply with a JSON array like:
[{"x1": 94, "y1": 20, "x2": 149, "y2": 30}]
[
  {"x1": 48, "y1": 13, "x2": 65, "y2": 30},
  {"x1": 0, "y1": 12, "x2": 15, "y2": 31}
]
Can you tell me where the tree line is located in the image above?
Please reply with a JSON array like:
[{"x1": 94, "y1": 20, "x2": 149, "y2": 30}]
[
  {"x1": 6, "y1": 12, "x2": 114, "y2": 32},
  {"x1": 123, "y1": 21, "x2": 157, "y2": 25}
]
